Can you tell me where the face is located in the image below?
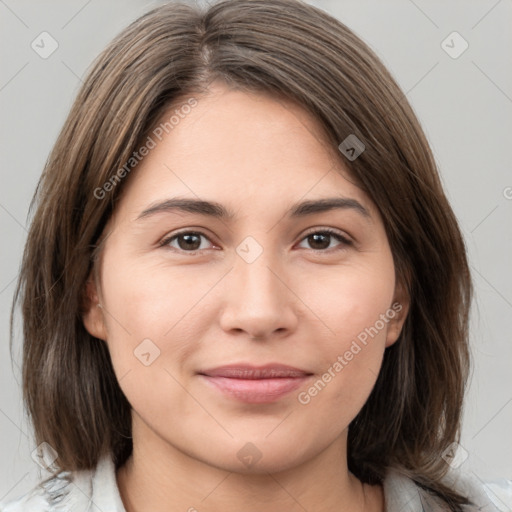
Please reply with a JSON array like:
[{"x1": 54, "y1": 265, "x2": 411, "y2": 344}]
[{"x1": 83, "y1": 82, "x2": 409, "y2": 474}]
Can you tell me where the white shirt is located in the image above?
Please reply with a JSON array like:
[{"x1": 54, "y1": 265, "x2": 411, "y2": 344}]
[{"x1": 1, "y1": 452, "x2": 511, "y2": 511}]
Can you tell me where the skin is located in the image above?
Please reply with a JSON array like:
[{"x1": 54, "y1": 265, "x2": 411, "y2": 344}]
[{"x1": 83, "y1": 81, "x2": 410, "y2": 512}]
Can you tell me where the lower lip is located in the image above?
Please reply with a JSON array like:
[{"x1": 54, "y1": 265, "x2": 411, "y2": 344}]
[{"x1": 199, "y1": 375, "x2": 312, "y2": 403}]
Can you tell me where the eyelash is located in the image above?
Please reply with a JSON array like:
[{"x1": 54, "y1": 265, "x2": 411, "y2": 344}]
[{"x1": 158, "y1": 228, "x2": 353, "y2": 255}]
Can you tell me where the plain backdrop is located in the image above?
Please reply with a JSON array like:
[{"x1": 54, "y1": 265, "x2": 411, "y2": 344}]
[{"x1": 1, "y1": 0, "x2": 511, "y2": 502}]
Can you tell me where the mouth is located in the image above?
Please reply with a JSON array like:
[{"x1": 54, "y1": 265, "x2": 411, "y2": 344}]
[{"x1": 197, "y1": 363, "x2": 314, "y2": 404}]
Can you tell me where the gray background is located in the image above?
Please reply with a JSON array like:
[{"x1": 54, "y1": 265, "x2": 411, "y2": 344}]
[{"x1": 1, "y1": 0, "x2": 511, "y2": 502}]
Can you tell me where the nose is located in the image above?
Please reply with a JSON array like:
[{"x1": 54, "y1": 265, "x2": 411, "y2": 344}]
[{"x1": 218, "y1": 249, "x2": 299, "y2": 340}]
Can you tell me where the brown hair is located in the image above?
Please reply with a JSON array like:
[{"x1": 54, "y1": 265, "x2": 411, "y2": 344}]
[{"x1": 10, "y1": 0, "x2": 473, "y2": 509}]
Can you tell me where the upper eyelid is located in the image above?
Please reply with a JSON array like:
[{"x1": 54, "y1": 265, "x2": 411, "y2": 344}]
[{"x1": 301, "y1": 226, "x2": 352, "y2": 240}]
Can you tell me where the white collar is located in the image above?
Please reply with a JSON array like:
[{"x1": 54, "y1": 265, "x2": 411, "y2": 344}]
[{"x1": 3, "y1": 452, "x2": 509, "y2": 511}]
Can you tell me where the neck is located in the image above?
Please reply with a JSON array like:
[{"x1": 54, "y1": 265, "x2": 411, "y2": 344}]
[{"x1": 116, "y1": 417, "x2": 384, "y2": 512}]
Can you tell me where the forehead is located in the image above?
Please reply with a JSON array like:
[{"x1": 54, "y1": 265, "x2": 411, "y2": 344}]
[{"x1": 115, "y1": 84, "x2": 376, "y2": 222}]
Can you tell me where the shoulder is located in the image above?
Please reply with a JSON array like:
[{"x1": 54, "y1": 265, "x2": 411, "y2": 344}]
[
  {"x1": 0, "y1": 453, "x2": 122, "y2": 512},
  {"x1": 384, "y1": 467, "x2": 512, "y2": 511}
]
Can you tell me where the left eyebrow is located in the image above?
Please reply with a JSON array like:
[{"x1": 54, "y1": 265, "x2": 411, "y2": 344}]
[{"x1": 135, "y1": 196, "x2": 372, "y2": 222}]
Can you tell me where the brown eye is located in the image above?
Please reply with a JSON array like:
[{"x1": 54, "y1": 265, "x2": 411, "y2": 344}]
[
  {"x1": 298, "y1": 229, "x2": 352, "y2": 252},
  {"x1": 160, "y1": 231, "x2": 213, "y2": 253}
]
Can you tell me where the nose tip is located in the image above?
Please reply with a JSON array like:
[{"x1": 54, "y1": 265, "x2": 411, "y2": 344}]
[{"x1": 218, "y1": 257, "x2": 298, "y2": 340}]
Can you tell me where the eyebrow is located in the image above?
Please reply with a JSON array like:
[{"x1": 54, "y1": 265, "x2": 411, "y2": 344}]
[{"x1": 135, "y1": 196, "x2": 371, "y2": 222}]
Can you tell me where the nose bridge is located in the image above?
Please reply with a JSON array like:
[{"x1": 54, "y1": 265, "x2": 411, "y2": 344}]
[{"x1": 235, "y1": 237, "x2": 285, "y2": 306}]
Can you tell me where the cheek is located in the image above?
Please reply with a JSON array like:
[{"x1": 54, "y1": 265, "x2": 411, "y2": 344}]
[
  {"x1": 97, "y1": 258, "x2": 205, "y2": 419},
  {"x1": 102, "y1": 250, "x2": 223, "y2": 324},
  {"x1": 298, "y1": 257, "x2": 395, "y2": 346},
  {"x1": 98, "y1": 253, "x2": 222, "y2": 380},
  {"x1": 295, "y1": 259, "x2": 395, "y2": 408},
  {"x1": 97, "y1": 256, "x2": 166, "y2": 363}
]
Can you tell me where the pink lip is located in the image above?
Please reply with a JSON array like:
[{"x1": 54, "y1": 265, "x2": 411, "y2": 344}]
[{"x1": 198, "y1": 364, "x2": 313, "y2": 403}]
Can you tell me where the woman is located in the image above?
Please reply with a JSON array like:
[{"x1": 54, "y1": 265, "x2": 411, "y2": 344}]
[{"x1": 3, "y1": 0, "x2": 510, "y2": 511}]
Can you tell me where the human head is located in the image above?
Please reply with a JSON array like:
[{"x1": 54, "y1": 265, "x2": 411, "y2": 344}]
[{"x1": 12, "y1": 0, "x2": 472, "y2": 507}]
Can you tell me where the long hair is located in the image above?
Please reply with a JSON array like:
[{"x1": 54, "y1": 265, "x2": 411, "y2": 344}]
[{"x1": 10, "y1": 1, "x2": 472, "y2": 509}]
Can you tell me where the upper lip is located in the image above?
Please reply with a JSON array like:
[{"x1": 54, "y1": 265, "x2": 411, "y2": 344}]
[{"x1": 198, "y1": 364, "x2": 313, "y2": 379}]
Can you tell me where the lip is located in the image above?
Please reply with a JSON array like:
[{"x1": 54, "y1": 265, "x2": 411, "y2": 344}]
[{"x1": 198, "y1": 364, "x2": 314, "y2": 404}]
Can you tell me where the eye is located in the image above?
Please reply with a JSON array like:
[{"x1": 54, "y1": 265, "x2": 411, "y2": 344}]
[
  {"x1": 159, "y1": 231, "x2": 215, "y2": 254},
  {"x1": 297, "y1": 228, "x2": 352, "y2": 253}
]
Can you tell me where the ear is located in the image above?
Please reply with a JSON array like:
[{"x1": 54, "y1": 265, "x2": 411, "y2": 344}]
[
  {"x1": 385, "y1": 277, "x2": 410, "y2": 348},
  {"x1": 81, "y1": 272, "x2": 108, "y2": 341}
]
